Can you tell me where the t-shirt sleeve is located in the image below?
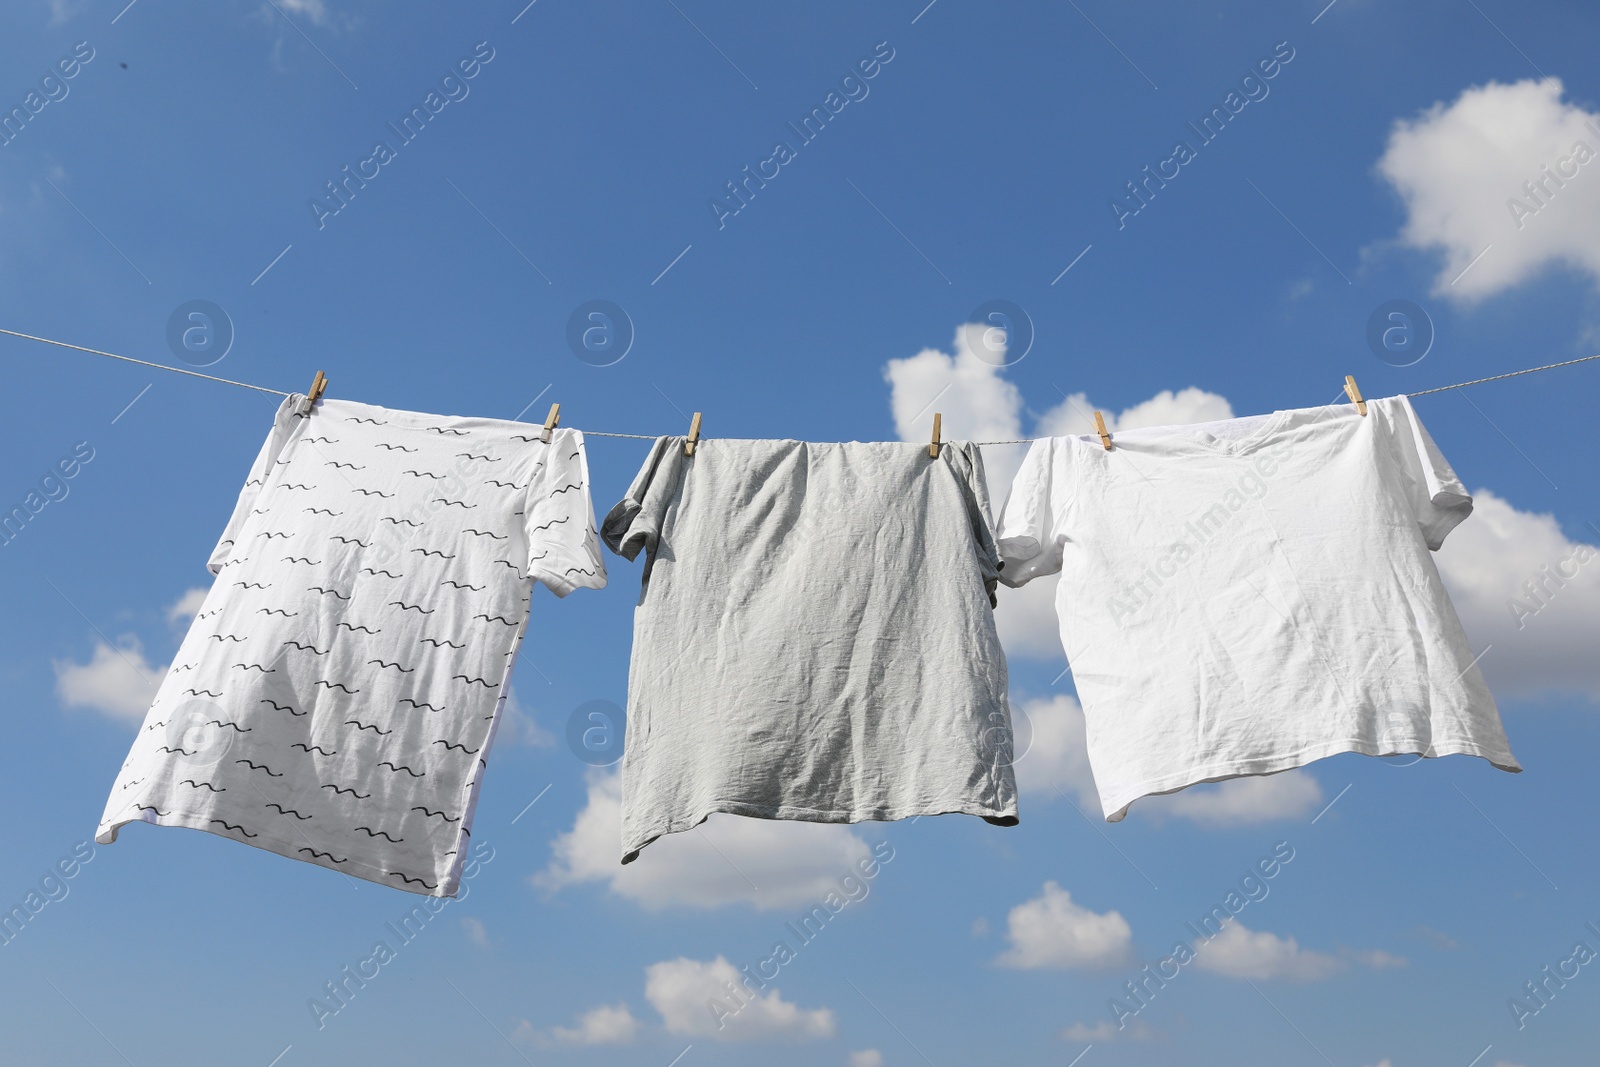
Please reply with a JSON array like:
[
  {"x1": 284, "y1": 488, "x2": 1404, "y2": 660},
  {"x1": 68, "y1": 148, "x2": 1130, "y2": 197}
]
[
  {"x1": 1373, "y1": 394, "x2": 1474, "y2": 550},
  {"x1": 523, "y1": 428, "x2": 606, "y2": 597},
  {"x1": 946, "y1": 442, "x2": 1004, "y2": 602},
  {"x1": 994, "y1": 438, "x2": 1065, "y2": 587},
  {"x1": 207, "y1": 393, "x2": 305, "y2": 575},
  {"x1": 600, "y1": 436, "x2": 684, "y2": 562}
]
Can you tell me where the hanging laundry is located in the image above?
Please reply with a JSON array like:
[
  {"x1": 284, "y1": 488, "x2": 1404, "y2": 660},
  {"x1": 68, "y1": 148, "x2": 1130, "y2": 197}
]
[
  {"x1": 602, "y1": 436, "x2": 1019, "y2": 863},
  {"x1": 97, "y1": 394, "x2": 605, "y2": 895},
  {"x1": 996, "y1": 395, "x2": 1519, "y2": 822}
]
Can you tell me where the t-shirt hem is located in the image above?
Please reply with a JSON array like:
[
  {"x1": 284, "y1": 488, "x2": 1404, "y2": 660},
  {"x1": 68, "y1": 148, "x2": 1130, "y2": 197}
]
[
  {"x1": 621, "y1": 796, "x2": 1019, "y2": 864},
  {"x1": 1098, "y1": 736, "x2": 1522, "y2": 822},
  {"x1": 96, "y1": 805, "x2": 453, "y2": 897}
]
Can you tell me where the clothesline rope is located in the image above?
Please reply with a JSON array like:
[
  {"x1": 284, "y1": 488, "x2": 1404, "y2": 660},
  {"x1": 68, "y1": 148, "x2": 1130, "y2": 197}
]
[{"x1": 4, "y1": 326, "x2": 1597, "y2": 444}]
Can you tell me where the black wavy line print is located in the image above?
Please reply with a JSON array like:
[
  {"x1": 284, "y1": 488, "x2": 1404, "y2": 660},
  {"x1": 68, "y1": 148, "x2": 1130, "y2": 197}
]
[
  {"x1": 258, "y1": 608, "x2": 298, "y2": 616},
  {"x1": 325, "y1": 461, "x2": 366, "y2": 470},
  {"x1": 304, "y1": 507, "x2": 342, "y2": 516},
  {"x1": 236, "y1": 759, "x2": 284, "y2": 776},
  {"x1": 293, "y1": 743, "x2": 337, "y2": 755},
  {"x1": 282, "y1": 556, "x2": 322, "y2": 565},
  {"x1": 310, "y1": 586, "x2": 351, "y2": 600},
  {"x1": 275, "y1": 484, "x2": 315, "y2": 491},
  {"x1": 439, "y1": 581, "x2": 481, "y2": 592},
  {"x1": 298, "y1": 848, "x2": 348, "y2": 863},
  {"x1": 232, "y1": 581, "x2": 270, "y2": 589},
  {"x1": 354, "y1": 488, "x2": 394, "y2": 498},
  {"x1": 425, "y1": 427, "x2": 467, "y2": 436},
  {"x1": 412, "y1": 548, "x2": 456, "y2": 559},
  {"x1": 463, "y1": 528, "x2": 507, "y2": 540},
  {"x1": 211, "y1": 820, "x2": 258, "y2": 837},
  {"x1": 381, "y1": 519, "x2": 421, "y2": 528},
  {"x1": 388, "y1": 873, "x2": 437, "y2": 889},
  {"x1": 321, "y1": 784, "x2": 371, "y2": 799},
  {"x1": 378, "y1": 761, "x2": 424, "y2": 777},
  {"x1": 451, "y1": 675, "x2": 498, "y2": 689},
  {"x1": 473, "y1": 613, "x2": 518, "y2": 626},
  {"x1": 484, "y1": 479, "x2": 527, "y2": 490},
  {"x1": 304, "y1": 435, "x2": 339, "y2": 443},
  {"x1": 433, "y1": 498, "x2": 477, "y2": 509},
  {"x1": 492, "y1": 560, "x2": 526, "y2": 574},
  {"x1": 550, "y1": 482, "x2": 583, "y2": 495},
  {"x1": 208, "y1": 635, "x2": 245, "y2": 643},
  {"x1": 136, "y1": 804, "x2": 169, "y2": 816},
  {"x1": 184, "y1": 687, "x2": 222, "y2": 697},
  {"x1": 532, "y1": 517, "x2": 569, "y2": 532},
  {"x1": 283, "y1": 641, "x2": 329, "y2": 655},
  {"x1": 387, "y1": 602, "x2": 433, "y2": 615},
  {"x1": 332, "y1": 536, "x2": 371, "y2": 547},
  {"x1": 180, "y1": 779, "x2": 224, "y2": 791},
  {"x1": 403, "y1": 470, "x2": 445, "y2": 480},
  {"x1": 344, "y1": 417, "x2": 386, "y2": 425},
  {"x1": 455, "y1": 452, "x2": 494, "y2": 461},
  {"x1": 410, "y1": 807, "x2": 461, "y2": 823},
  {"x1": 257, "y1": 531, "x2": 291, "y2": 540},
  {"x1": 511, "y1": 434, "x2": 538, "y2": 443},
  {"x1": 157, "y1": 745, "x2": 193, "y2": 755},
  {"x1": 259, "y1": 699, "x2": 304, "y2": 716},
  {"x1": 376, "y1": 443, "x2": 417, "y2": 452},
  {"x1": 399, "y1": 697, "x2": 444, "y2": 711},
  {"x1": 315, "y1": 681, "x2": 360, "y2": 693},
  {"x1": 433, "y1": 739, "x2": 481, "y2": 754},
  {"x1": 231, "y1": 663, "x2": 276, "y2": 673},
  {"x1": 206, "y1": 720, "x2": 251, "y2": 732},
  {"x1": 353, "y1": 827, "x2": 403, "y2": 842},
  {"x1": 267, "y1": 803, "x2": 312, "y2": 819}
]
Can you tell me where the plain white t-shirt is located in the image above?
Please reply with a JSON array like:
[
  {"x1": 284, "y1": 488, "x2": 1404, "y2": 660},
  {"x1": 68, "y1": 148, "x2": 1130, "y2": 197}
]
[{"x1": 996, "y1": 395, "x2": 1519, "y2": 821}]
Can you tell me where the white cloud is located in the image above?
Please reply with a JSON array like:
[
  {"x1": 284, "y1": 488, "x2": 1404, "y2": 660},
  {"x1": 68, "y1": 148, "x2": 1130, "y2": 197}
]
[
  {"x1": 1143, "y1": 771, "x2": 1324, "y2": 826},
  {"x1": 1010, "y1": 694, "x2": 1099, "y2": 812},
  {"x1": 535, "y1": 770, "x2": 874, "y2": 911},
  {"x1": 848, "y1": 1051, "x2": 884, "y2": 1067},
  {"x1": 645, "y1": 956, "x2": 834, "y2": 1041},
  {"x1": 1344, "y1": 947, "x2": 1408, "y2": 970},
  {"x1": 1061, "y1": 1018, "x2": 1152, "y2": 1042},
  {"x1": 995, "y1": 882, "x2": 1133, "y2": 970},
  {"x1": 884, "y1": 324, "x2": 1024, "y2": 446},
  {"x1": 267, "y1": 0, "x2": 330, "y2": 25},
  {"x1": 53, "y1": 639, "x2": 165, "y2": 721},
  {"x1": 537, "y1": 1003, "x2": 640, "y2": 1046},
  {"x1": 495, "y1": 684, "x2": 557, "y2": 748},
  {"x1": 1193, "y1": 922, "x2": 1340, "y2": 981},
  {"x1": 460, "y1": 917, "x2": 489, "y2": 948},
  {"x1": 1434, "y1": 488, "x2": 1600, "y2": 701},
  {"x1": 1361, "y1": 1061, "x2": 1394, "y2": 1067},
  {"x1": 1035, "y1": 387, "x2": 1234, "y2": 438},
  {"x1": 1377, "y1": 77, "x2": 1600, "y2": 300},
  {"x1": 167, "y1": 586, "x2": 209, "y2": 625}
]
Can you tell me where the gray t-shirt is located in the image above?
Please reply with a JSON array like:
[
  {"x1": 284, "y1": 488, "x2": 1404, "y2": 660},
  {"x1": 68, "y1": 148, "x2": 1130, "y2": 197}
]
[{"x1": 603, "y1": 436, "x2": 1018, "y2": 863}]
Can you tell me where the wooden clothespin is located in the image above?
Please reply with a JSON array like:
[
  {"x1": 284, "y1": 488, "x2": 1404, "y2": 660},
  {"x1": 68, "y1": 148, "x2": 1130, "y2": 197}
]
[
  {"x1": 1344, "y1": 374, "x2": 1367, "y2": 416},
  {"x1": 1093, "y1": 410, "x2": 1113, "y2": 450},
  {"x1": 304, "y1": 370, "x2": 328, "y2": 413},
  {"x1": 540, "y1": 402, "x2": 561, "y2": 443},
  {"x1": 929, "y1": 412, "x2": 942, "y2": 458},
  {"x1": 684, "y1": 412, "x2": 702, "y2": 456}
]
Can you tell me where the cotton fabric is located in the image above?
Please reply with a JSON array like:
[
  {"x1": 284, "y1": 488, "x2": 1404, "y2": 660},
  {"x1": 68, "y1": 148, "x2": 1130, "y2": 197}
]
[
  {"x1": 996, "y1": 395, "x2": 1519, "y2": 821},
  {"x1": 98, "y1": 394, "x2": 604, "y2": 895},
  {"x1": 603, "y1": 437, "x2": 1019, "y2": 863}
]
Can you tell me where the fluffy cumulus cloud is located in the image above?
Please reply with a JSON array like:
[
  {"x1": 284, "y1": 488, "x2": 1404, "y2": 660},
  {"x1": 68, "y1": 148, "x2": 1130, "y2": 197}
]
[
  {"x1": 995, "y1": 882, "x2": 1133, "y2": 970},
  {"x1": 1377, "y1": 77, "x2": 1600, "y2": 300},
  {"x1": 1193, "y1": 921, "x2": 1341, "y2": 981},
  {"x1": 166, "y1": 586, "x2": 209, "y2": 625},
  {"x1": 1145, "y1": 771, "x2": 1324, "y2": 826},
  {"x1": 53, "y1": 640, "x2": 165, "y2": 721},
  {"x1": 536, "y1": 770, "x2": 873, "y2": 911},
  {"x1": 549, "y1": 1003, "x2": 640, "y2": 1046},
  {"x1": 645, "y1": 956, "x2": 834, "y2": 1041},
  {"x1": 1435, "y1": 489, "x2": 1600, "y2": 701}
]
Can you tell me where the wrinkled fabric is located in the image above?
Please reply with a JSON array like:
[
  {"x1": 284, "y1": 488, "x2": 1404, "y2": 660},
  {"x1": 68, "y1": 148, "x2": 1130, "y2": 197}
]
[
  {"x1": 997, "y1": 395, "x2": 1519, "y2": 821},
  {"x1": 604, "y1": 437, "x2": 1018, "y2": 863},
  {"x1": 98, "y1": 395, "x2": 604, "y2": 895}
]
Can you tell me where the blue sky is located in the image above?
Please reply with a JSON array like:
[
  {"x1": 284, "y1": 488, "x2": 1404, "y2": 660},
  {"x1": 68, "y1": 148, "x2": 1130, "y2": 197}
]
[{"x1": 2, "y1": 1, "x2": 1599, "y2": 1064}]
